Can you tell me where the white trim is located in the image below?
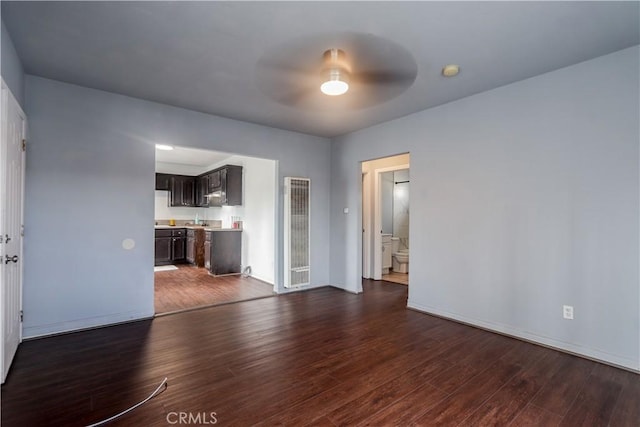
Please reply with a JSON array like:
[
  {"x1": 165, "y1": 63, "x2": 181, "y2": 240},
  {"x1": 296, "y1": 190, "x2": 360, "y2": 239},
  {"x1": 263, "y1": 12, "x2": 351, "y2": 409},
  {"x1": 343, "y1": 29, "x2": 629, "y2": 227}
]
[
  {"x1": 361, "y1": 171, "x2": 371, "y2": 279},
  {"x1": 372, "y1": 164, "x2": 409, "y2": 280},
  {"x1": 407, "y1": 300, "x2": 640, "y2": 372},
  {"x1": 0, "y1": 77, "x2": 26, "y2": 383}
]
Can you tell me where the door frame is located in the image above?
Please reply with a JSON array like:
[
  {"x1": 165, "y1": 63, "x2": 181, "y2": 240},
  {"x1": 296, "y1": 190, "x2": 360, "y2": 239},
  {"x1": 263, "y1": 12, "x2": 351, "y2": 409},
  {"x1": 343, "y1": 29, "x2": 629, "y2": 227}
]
[
  {"x1": 361, "y1": 171, "x2": 371, "y2": 279},
  {"x1": 1, "y1": 78, "x2": 26, "y2": 383},
  {"x1": 364, "y1": 163, "x2": 409, "y2": 280}
]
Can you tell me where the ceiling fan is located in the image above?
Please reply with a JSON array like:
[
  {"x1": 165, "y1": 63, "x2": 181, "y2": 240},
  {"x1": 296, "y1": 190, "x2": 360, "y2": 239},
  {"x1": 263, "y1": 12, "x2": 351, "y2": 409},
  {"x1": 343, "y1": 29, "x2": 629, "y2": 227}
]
[{"x1": 256, "y1": 32, "x2": 418, "y2": 110}]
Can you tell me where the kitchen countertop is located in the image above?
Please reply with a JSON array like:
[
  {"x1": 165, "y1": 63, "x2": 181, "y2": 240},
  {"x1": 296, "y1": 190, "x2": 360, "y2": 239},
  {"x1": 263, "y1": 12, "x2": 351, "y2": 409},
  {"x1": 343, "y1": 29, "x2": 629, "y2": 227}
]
[
  {"x1": 155, "y1": 225, "x2": 241, "y2": 231},
  {"x1": 155, "y1": 225, "x2": 210, "y2": 229}
]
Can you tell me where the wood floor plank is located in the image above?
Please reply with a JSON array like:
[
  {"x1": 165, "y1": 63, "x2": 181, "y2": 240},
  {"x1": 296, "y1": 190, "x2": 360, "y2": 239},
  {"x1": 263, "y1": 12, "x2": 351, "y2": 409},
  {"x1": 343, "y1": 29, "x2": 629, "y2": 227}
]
[
  {"x1": 461, "y1": 351, "x2": 563, "y2": 425},
  {"x1": 510, "y1": 404, "x2": 563, "y2": 427},
  {"x1": 1, "y1": 280, "x2": 636, "y2": 427},
  {"x1": 357, "y1": 382, "x2": 448, "y2": 426},
  {"x1": 558, "y1": 374, "x2": 622, "y2": 426},
  {"x1": 609, "y1": 379, "x2": 640, "y2": 427},
  {"x1": 154, "y1": 264, "x2": 274, "y2": 313},
  {"x1": 413, "y1": 359, "x2": 522, "y2": 425},
  {"x1": 529, "y1": 352, "x2": 595, "y2": 415}
]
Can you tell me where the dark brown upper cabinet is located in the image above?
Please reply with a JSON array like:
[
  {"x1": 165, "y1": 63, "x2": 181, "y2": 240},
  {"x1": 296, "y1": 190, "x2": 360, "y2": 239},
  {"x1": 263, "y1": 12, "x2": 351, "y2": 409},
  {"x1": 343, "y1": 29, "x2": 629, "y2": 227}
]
[
  {"x1": 208, "y1": 165, "x2": 242, "y2": 207},
  {"x1": 155, "y1": 165, "x2": 242, "y2": 208},
  {"x1": 195, "y1": 175, "x2": 210, "y2": 207},
  {"x1": 155, "y1": 173, "x2": 172, "y2": 191},
  {"x1": 169, "y1": 175, "x2": 196, "y2": 207}
]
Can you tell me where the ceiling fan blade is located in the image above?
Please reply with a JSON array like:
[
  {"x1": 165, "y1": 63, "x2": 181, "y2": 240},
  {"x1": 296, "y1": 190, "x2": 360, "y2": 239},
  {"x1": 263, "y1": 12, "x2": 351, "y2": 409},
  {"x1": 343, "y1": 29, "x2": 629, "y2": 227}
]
[
  {"x1": 257, "y1": 57, "x2": 310, "y2": 76},
  {"x1": 277, "y1": 86, "x2": 317, "y2": 106},
  {"x1": 256, "y1": 32, "x2": 418, "y2": 110}
]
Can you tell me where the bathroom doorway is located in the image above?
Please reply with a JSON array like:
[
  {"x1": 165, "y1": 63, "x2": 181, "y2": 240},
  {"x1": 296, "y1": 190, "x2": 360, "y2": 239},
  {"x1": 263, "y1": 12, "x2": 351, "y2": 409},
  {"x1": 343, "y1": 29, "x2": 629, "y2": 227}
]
[{"x1": 361, "y1": 154, "x2": 410, "y2": 286}]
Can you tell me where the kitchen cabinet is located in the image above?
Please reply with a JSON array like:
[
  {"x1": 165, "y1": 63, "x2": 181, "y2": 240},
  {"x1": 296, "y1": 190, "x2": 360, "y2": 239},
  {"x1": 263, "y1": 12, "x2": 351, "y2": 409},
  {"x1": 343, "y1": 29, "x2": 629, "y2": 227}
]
[
  {"x1": 157, "y1": 165, "x2": 242, "y2": 208},
  {"x1": 186, "y1": 228, "x2": 205, "y2": 267},
  {"x1": 207, "y1": 165, "x2": 243, "y2": 207},
  {"x1": 155, "y1": 228, "x2": 186, "y2": 266},
  {"x1": 155, "y1": 173, "x2": 172, "y2": 191},
  {"x1": 207, "y1": 170, "x2": 221, "y2": 193},
  {"x1": 172, "y1": 235, "x2": 186, "y2": 261},
  {"x1": 154, "y1": 230, "x2": 172, "y2": 265},
  {"x1": 186, "y1": 234, "x2": 195, "y2": 264},
  {"x1": 195, "y1": 175, "x2": 209, "y2": 207},
  {"x1": 169, "y1": 176, "x2": 195, "y2": 207},
  {"x1": 205, "y1": 230, "x2": 242, "y2": 276}
]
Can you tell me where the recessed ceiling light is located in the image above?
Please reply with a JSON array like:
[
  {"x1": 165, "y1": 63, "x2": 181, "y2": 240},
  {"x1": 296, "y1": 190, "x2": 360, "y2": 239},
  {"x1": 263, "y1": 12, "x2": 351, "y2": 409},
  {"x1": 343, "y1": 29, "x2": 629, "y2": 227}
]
[
  {"x1": 155, "y1": 144, "x2": 174, "y2": 151},
  {"x1": 442, "y1": 64, "x2": 460, "y2": 77}
]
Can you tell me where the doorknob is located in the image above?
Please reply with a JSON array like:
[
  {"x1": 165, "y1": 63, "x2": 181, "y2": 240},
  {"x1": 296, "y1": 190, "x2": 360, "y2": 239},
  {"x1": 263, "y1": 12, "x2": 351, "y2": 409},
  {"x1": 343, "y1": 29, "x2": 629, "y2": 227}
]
[{"x1": 5, "y1": 255, "x2": 18, "y2": 264}]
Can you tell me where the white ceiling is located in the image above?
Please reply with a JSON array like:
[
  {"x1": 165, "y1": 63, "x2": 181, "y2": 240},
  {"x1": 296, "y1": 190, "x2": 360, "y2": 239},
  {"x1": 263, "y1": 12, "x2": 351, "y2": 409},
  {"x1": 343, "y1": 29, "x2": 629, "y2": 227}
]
[
  {"x1": 2, "y1": 1, "x2": 639, "y2": 137},
  {"x1": 155, "y1": 145, "x2": 232, "y2": 170}
]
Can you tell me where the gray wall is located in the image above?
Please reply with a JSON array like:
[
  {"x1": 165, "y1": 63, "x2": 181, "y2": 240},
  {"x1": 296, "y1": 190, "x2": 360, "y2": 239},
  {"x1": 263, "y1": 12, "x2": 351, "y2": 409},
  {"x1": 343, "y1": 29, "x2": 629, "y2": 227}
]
[
  {"x1": 1, "y1": 18, "x2": 24, "y2": 107},
  {"x1": 23, "y1": 76, "x2": 330, "y2": 337},
  {"x1": 330, "y1": 46, "x2": 640, "y2": 370}
]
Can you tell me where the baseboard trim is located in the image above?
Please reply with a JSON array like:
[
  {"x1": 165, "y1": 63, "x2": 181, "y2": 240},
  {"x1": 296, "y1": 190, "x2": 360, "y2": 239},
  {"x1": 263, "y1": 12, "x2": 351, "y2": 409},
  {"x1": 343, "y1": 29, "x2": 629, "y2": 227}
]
[
  {"x1": 23, "y1": 310, "x2": 154, "y2": 340},
  {"x1": 407, "y1": 300, "x2": 639, "y2": 373},
  {"x1": 331, "y1": 285, "x2": 361, "y2": 295}
]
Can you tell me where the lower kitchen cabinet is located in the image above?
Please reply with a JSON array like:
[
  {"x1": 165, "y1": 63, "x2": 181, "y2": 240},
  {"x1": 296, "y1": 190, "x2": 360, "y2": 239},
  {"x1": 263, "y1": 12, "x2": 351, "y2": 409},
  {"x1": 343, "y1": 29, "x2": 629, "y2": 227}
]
[
  {"x1": 186, "y1": 228, "x2": 205, "y2": 267},
  {"x1": 205, "y1": 230, "x2": 241, "y2": 276},
  {"x1": 154, "y1": 234, "x2": 172, "y2": 265},
  {"x1": 154, "y1": 228, "x2": 186, "y2": 266}
]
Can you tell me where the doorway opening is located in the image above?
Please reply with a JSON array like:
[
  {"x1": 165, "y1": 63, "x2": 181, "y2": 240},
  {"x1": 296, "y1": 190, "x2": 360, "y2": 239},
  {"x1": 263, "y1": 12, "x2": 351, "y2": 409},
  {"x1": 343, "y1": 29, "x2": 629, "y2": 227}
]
[
  {"x1": 153, "y1": 145, "x2": 277, "y2": 315},
  {"x1": 362, "y1": 153, "x2": 410, "y2": 287}
]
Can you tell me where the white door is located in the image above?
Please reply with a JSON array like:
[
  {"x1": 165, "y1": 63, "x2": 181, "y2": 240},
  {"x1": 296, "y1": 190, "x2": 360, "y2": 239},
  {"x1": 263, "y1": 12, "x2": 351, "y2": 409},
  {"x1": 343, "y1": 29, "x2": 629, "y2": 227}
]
[{"x1": 1, "y1": 79, "x2": 26, "y2": 383}]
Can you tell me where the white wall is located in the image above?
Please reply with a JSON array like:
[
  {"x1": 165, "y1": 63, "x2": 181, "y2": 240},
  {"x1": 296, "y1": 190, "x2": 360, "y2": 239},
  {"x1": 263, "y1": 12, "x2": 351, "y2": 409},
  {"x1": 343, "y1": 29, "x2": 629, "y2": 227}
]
[
  {"x1": 154, "y1": 191, "x2": 209, "y2": 222},
  {"x1": 331, "y1": 47, "x2": 640, "y2": 370},
  {"x1": 381, "y1": 172, "x2": 394, "y2": 234},
  {"x1": 393, "y1": 170, "x2": 410, "y2": 246},
  {"x1": 203, "y1": 155, "x2": 276, "y2": 284},
  {"x1": 23, "y1": 76, "x2": 330, "y2": 337}
]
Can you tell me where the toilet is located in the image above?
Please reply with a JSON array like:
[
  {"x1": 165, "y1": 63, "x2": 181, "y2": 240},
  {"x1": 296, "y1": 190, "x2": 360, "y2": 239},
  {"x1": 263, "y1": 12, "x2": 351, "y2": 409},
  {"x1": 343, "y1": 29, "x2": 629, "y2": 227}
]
[{"x1": 391, "y1": 237, "x2": 409, "y2": 274}]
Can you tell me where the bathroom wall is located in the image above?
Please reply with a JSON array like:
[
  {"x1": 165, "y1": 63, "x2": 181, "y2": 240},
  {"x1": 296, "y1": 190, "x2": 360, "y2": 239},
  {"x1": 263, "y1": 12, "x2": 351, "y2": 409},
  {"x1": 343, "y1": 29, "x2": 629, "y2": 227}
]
[
  {"x1": 381, "y1": 172, "x2": 394, "y2": 234},
  {"x1": 393, "y1": 169, "x2": 410, "y2": 250}
]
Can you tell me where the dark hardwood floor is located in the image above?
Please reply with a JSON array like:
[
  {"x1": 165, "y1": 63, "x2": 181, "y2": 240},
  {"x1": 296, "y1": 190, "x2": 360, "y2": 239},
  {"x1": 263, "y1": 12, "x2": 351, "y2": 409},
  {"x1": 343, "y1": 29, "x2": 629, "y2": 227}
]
[
  {"x1": 2, "y1": 280, "x2": 638, "y2": 426},
  {"x1": 155, "y1": 265, "x2": 275, "y2": 314}
]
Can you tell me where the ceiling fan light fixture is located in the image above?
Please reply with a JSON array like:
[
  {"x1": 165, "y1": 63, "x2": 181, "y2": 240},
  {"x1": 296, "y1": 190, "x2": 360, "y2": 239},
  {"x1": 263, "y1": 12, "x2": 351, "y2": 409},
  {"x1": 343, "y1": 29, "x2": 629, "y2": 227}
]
[
  {"x1": 321, "y1": 69, "x2": 349, "y2": 96},
  {"x1": 320, "y1": 48, "x2": 350, "y2": 96}
]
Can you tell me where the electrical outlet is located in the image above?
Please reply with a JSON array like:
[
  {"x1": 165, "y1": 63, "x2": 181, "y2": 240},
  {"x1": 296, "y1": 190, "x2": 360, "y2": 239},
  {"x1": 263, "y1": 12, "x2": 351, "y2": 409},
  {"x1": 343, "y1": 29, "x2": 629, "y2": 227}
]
[{"x1": 563, "y1": 305, "x2": 574, "y2": 320}]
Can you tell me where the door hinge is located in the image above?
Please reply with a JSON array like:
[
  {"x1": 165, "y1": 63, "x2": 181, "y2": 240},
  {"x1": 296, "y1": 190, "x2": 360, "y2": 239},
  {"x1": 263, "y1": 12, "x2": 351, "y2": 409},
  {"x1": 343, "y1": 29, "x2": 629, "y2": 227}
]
[
  {"x1": 20, "y1": 310, "x2": 23, "y2": 322},
  {"x1": 21, "y1": 139, "x2": 26, "y2": 152}
]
